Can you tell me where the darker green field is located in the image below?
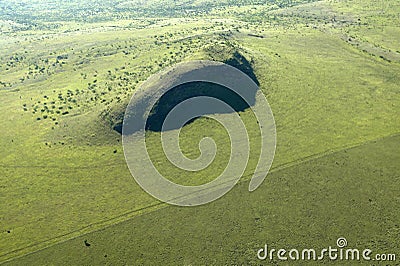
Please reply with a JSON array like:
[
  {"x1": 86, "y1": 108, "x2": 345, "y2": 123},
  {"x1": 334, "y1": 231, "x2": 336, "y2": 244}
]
[{"x1": 5, "y1": 134, "x2": 400, "y2": 265}]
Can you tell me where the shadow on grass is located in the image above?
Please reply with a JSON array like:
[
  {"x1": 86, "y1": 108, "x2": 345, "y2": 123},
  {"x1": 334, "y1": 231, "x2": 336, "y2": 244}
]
[{"x1": 114, "y1": 53, "x2": 259, "y2": 134}]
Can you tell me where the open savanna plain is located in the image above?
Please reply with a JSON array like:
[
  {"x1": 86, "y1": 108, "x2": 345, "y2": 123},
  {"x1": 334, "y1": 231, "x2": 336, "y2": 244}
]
[{"x1": 0, "y1": 0, "x2": 399, "y2": 264}]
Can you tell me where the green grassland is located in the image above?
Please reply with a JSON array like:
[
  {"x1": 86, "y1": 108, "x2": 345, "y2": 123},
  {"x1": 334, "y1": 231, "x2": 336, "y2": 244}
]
[
  {"x1": 0, "y1": 0, "x2": 399, "y2": 264},
  {"x1": 6, "y1": 133, "x2": 400, "y2": 265}
]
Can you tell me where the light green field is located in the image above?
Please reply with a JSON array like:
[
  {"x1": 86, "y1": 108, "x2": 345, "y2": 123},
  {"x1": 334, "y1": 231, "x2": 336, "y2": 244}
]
[{"x1": 0, "y1": 0, "x2": 399, "y2": 264}]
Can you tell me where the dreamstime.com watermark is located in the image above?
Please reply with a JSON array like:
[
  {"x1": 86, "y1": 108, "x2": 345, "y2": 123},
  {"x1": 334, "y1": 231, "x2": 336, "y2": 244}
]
[
  {"x1": 122, "y1": 60, "x2": 276, "y2": 206},
  {"x1": 257, "y1": 238, "x2": 397, "y2": 262}
]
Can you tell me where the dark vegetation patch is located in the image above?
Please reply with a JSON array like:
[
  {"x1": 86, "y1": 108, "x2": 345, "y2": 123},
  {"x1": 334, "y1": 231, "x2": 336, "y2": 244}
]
[{"x1": 248, "y1": 33, "x2": 265, "y2": 38}]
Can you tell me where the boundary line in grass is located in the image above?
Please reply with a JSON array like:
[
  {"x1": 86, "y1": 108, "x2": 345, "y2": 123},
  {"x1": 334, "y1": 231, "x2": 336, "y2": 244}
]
[{"x1": 1, "y1": 131, "x2": 400, "y2": 264}]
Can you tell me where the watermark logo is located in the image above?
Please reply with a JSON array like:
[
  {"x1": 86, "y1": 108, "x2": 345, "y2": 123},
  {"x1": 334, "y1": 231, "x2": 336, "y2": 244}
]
[
  {"x1": 257, "y1": 238, "x2": 397, "y2": 262},
  {"x1": 336, "y1": 237, "x2": 347, "y2": 248},
  {"x1": 122, "y1": 60, "x2": 276, "y2": 206}
]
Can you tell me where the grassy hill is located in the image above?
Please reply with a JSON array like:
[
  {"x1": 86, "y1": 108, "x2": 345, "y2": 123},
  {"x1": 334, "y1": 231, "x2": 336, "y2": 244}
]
[{"x1": 0, "y1": 0, "x2": 399, "y2": 264}]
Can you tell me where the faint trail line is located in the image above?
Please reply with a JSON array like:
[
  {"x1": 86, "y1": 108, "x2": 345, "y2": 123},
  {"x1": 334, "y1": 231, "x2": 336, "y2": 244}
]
[
  {"x1": 0, "y1": 202, "x2": 169, "y2": 264},
  {"x1": 268, "y1": 132, "x2": 400, "y2": 175},
  {"x1": 0, "y1": 163, "x2": 125, "y2": 170},
  {"x1": 1, "y1": 131, "x2": 399, "y2": 264}
]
